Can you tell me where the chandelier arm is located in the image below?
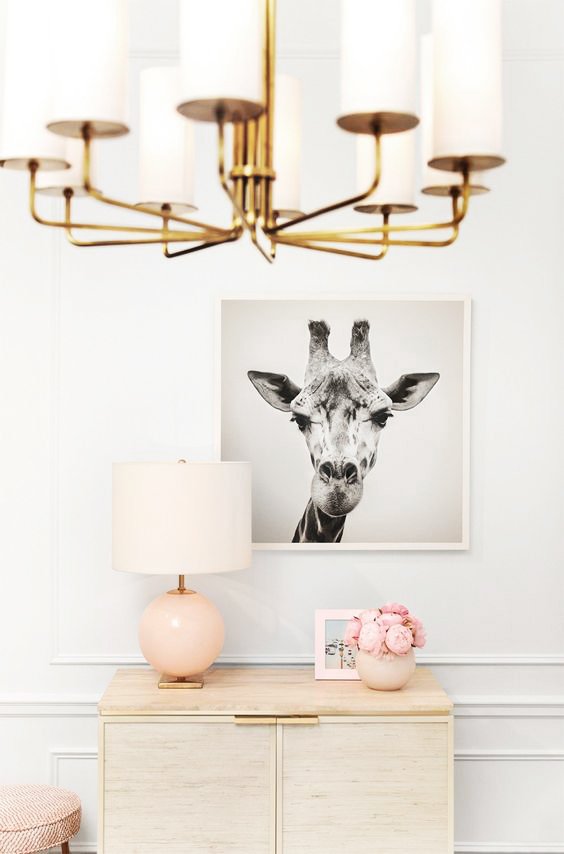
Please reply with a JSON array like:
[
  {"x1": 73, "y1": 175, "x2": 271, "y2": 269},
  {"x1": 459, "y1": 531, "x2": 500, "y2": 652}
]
[
  {"x1": 218, "y1": 121, "x2": 273, "y2": 264},
  {"x1": 80, "y1": 132, "x2": 230, "y2": 237},
  {"x1": 271, "y1": 212, "x2": 390, "y2": 261},
  {"x1": 270, "y1": 180, "x2": 471, "y2": 242},
  {"x1": 272, "y1": 237, "x2": 389, "y2": 262},
  {"x1": 162, "y1": 230, "x2": 241, "y2": 258},
  {"x1": 62, "y1": 192, "x2": 229, "y2": 247},
  {"x1": 29, "y1": 166, "x2": 221, "y2": 242},
  {"x1": 266, "y1": 133, "x2": 382, "y2": 235},
  {"x1": 274, "y1": 214, "x2": 461, "y2": 250}
]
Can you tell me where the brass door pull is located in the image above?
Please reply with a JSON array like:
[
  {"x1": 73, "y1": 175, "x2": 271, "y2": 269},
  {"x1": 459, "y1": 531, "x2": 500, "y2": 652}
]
[{"x1": 234, "y1": 716, "x2": 320, "y2": 725}]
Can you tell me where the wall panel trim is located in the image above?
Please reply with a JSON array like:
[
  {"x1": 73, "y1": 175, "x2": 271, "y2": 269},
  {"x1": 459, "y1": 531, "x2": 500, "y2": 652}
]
[
  {"x1": 49, "y1": 651, "x2": 564, "y2": 667},
  {"x1": 455, "y1": 846, "x2": 564, "y2": 854},
  {"x1": 1, "y1": 695, "x2": 562, "y2": 718}
]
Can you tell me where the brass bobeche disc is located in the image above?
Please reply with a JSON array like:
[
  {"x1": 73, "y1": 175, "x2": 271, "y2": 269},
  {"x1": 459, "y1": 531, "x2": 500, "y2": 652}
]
[
  {"x1": 275, "y1": 209, "x2": 305, "y2": 221},
  {"x1": 422, "y1": 184, "x2": 489, "y2": 197},
  {"x1": 429, "y1": 154, "x2": 506, "y2": 173},
  {"x1": 134, "y1": 201, "x2": 198, "y2": 215},
  {"x1": 177, "y1": 98, "x2": 265, "y2": 124},
  {"x1": 37, "y1": 184, "x2": 99, "y2": 198},
  {"x1": 355, "y1": 203, "x2": 418, "y2": 215},
  {"x1": 337, "y1": 111, "x2": 419, "y2": 135},
  {"x1": 47, "y1": 119, "x2": 130, "y2": 139},
  {"x1": 1, "y1": 156, "x2": 70, "y2": 172}
]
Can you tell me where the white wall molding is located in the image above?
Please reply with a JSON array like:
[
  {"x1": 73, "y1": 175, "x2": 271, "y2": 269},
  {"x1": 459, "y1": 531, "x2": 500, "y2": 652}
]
[
  {"x1": 455, "y1": 750, "x2": 564, "y2": 762},
  {"x1": 50, "y1": 749, "x2": 98, "y2": 783},
  {"x1": 0, "y1": 697, "x2": 99, "y2": 717},
  {"x1": 453, "y1": 696, "x2": 564, "y2": 718},
  {"x1": 1, "y1": 693, "x2": 562, "y2": 718},
  {"x1": 50, "y1": 651, "x2": 564, "y2": 667},
  {"x1": 455, "y1": 845, "x2": 564, "y2": 854},
  {"x1": 49, "y1": 750, "x2": 97, "y2": 853}
]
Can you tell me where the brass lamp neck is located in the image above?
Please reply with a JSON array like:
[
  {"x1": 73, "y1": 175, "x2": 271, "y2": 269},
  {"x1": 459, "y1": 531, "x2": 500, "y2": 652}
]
[{"x1": 167, "y1": 574, "x2": 194, "y2": 596}]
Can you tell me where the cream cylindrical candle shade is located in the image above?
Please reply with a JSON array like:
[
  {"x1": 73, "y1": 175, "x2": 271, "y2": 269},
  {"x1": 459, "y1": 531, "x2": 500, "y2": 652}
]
[
  {"x1": 36, "y1": 138, "x2": 97, "y2": 195},
  {"x1": 341, "y1": 0, "x2": 416, "y2": 125},
  {"x1": 273, "y1": 75, "x2": 301, "y2": 216},
  {"x1": 48, "y1": 0, "x2": 128, "y2": 137},
  {"x1": 0, "y1": 0, "x2": 66, "y2": 169},
  {"x1": 356, "y1": 132, "x2": 416, "y2": 209},
  {"x1": 138, "y1": 67, "x2": 195, "y2": 211},
  {"x1": 420, "y1": 35, "x2": 485, "y2": 192},
  {"x1": 432, "y1": 0, "x2": 503, "y2": 168},
  {"x1": 112, "y1": 462, "x2": 252, "y2": 575},
  {"x1": 178, "y1": 0, "x2": 263, "y2": 122}
]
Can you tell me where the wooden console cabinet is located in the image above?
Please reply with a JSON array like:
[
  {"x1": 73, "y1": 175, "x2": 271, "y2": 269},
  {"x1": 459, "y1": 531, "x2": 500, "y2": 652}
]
[{"x1": 98, "y1": 667, "x2": 453, "y2": 853}]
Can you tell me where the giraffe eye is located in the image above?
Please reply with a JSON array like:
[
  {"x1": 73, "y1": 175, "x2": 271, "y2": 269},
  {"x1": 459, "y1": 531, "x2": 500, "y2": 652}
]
[
  {"x1": 372, "y1": 411, "x2": 393, "y2": 428},
  {"x1": 291, "y1": 414, "x2": 310, "y2": 432}
]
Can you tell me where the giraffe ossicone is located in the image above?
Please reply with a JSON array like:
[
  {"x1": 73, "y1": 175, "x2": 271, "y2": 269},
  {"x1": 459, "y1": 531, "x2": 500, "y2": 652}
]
[{"x1": 248, "y1": 319, "x2": 439, "y2": 544}]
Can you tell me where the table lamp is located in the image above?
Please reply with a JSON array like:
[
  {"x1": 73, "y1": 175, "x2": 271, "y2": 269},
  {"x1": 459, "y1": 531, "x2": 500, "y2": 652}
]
[{"x1": 112, "y1": 461, "x2": 252, "y2": 688}]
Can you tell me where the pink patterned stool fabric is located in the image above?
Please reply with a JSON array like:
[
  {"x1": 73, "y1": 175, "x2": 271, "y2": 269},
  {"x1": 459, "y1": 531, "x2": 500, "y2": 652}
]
[{"x1": 0, "y1": 785, "x2": 81, "y2": 853}]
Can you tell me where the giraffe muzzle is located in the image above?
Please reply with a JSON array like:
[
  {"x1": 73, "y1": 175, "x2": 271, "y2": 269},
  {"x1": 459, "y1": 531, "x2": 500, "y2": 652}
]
[{"x1": 311, "y1": 462, "x2": 363, "y2": 517}]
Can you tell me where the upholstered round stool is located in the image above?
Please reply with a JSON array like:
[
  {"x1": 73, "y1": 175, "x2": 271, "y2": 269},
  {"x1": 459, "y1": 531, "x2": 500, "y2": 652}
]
[{"x1": 0, "y1": 785, "x2": 81, "y2": 854}]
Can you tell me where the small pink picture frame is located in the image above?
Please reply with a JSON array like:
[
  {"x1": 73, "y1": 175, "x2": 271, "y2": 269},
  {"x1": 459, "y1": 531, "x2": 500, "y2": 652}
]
[{"x1": 314, "y1": 609, "x2": 361, "y2": 680}]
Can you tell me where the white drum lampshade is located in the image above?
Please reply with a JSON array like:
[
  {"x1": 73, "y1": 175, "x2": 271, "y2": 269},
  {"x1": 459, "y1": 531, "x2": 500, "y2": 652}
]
[
  {"x1": 430, "y1": 0, "x2": 504, "y2": 172},
  {"x1": 355, "y1": 131, "x2": 417, "y2": 214},
  {"x1": 273, "y1": 74, "x2": 302, "y2": 219},
  {"x1": 420, "y1": 35, "x2": 488, "y2": 197},
  {"x1": 339, "y1": 0, "x2": 418, "y2": 135},
  {"x1": 178, "y1": 0, "x2": 263, "y2": 123},
  {"x1": 0, "y1": 0, "x2": 67, "y2": 170},
  {"x1": 138, "y1": 67, "x2": 196, "y2": 215},
  {"x1": 112, "y1": 461, "x2": 252, "y2": 687},
  {"x1": 48, "y1": 0, "x2": 129, "y2": 139}
]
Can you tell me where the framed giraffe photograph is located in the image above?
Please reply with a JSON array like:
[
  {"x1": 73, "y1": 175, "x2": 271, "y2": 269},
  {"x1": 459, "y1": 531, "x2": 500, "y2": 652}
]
[{"x1": 217, "y1": 294, "x2": 470, "y2": 550}]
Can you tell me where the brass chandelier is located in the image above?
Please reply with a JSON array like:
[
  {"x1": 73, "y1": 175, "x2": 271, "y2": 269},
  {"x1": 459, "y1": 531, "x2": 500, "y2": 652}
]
[{"x1": 0, "y1": 0, "x2": 505, "y2": 264}]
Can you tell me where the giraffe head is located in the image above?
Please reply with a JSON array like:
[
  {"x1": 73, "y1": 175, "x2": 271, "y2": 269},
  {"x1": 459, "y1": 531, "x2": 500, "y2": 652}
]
[{"x1": 248, "y1": 319, "x2": 439, "y2": 518}]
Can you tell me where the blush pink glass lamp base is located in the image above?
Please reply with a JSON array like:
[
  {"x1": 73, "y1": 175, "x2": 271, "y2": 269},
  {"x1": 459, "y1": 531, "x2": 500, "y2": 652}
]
[{"x1": 138, "y1": 579, "x2": 225, "y2": 689}]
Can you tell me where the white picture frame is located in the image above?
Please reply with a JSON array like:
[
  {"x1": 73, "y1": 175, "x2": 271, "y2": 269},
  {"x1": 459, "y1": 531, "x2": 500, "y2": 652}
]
[{"x1": 217, "y1": 294, "x2": 470, "y2": 551}]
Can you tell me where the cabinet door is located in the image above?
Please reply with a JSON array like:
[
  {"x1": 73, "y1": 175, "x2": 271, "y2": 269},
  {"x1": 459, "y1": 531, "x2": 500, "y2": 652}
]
[
  {"x1": 102, "y1": 719, "x2": 275, "y2": 854},
  {"x1": 279, "y1": 719, "x2": 451, "y2": 854}
]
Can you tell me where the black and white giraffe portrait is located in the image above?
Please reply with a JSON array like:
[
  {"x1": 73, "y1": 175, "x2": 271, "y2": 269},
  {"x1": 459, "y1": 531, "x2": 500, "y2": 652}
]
[{"x1": 219, "y1": 297, "x2": 470, "y2": 549}]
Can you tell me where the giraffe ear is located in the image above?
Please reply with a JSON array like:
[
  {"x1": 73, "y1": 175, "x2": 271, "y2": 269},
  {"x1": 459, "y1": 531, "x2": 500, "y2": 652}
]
[
  {"x1": 384, "y1": 373, "x2": 440, "y2": 411},
  {"x1": 248, "y1": 371, "x2": 302, "y2": 412}
]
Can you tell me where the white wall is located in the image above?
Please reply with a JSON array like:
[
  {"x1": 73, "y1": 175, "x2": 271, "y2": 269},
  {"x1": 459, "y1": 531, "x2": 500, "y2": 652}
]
[{"x1": 0, "y1": 1, "x2": 563, "y2": 852}]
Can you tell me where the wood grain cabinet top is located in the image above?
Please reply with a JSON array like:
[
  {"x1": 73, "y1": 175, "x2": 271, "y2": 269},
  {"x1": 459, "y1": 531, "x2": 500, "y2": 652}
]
[{"x1": 99, "y1": 665, "x2": 452, "y2": 717}]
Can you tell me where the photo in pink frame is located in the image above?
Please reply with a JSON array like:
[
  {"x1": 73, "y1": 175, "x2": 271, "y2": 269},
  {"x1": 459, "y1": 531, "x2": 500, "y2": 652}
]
[{"x1": 314, "y1": 609, "x2": 361, "y2": 680}]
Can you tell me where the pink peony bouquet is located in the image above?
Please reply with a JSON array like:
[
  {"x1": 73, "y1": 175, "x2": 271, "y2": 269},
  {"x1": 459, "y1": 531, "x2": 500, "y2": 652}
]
[{"x1": 344, "y1": 603, "x2": 426, "y2": 659}]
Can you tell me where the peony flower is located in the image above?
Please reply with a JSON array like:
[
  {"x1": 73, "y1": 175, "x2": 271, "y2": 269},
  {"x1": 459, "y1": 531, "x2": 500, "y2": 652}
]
[
  {"x1": 380, "y1": 612, "x2": 404, "y2": 628},
  {"x1": 359, "y1": 608, "x2": 381, "y2": 625},
  {"x1": 385, "y1": 624, "x2": 413, "y2": 656},
  {"x1": 358, "y1": 620, "x2": 386, "y2": 656},
  {"x1": 380, "y1": 602, "x2": 410, "y2": 617},
  {"x1": 343, "y1": 616, "x2": 362, "y2": 647},
  {"x1": 403, "y1": 614, "x2": 426, "y2": 648}
]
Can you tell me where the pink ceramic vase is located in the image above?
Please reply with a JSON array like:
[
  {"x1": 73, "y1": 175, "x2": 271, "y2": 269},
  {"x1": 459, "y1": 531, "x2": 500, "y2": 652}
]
[{"x1": 355, "y1": 647, "x2": 416, "y2": 691}]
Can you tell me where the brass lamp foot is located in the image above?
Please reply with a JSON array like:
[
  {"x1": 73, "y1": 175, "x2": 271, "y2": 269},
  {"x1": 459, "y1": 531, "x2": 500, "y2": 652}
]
[{"x1": 158, "y1": 674, "x2": 204, "y2": 689}]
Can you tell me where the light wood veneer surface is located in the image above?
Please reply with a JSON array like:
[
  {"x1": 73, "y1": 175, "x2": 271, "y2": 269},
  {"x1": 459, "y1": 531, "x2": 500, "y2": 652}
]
[{"x1": 99, "y1": 666, "x2": 452, "y2": 716}]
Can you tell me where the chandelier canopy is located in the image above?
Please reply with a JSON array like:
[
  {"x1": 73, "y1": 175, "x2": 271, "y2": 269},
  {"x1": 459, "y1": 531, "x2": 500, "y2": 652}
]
[{"x1": 0, "y1": 0, "x2": 505, "y2": 264}]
